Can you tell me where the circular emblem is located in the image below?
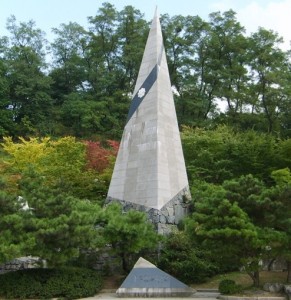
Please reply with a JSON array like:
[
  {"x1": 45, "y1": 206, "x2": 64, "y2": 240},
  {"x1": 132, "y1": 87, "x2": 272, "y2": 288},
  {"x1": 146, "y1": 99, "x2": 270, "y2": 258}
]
[{"x1": 138, "y1": 87, "x2": 146, "y2": 98}]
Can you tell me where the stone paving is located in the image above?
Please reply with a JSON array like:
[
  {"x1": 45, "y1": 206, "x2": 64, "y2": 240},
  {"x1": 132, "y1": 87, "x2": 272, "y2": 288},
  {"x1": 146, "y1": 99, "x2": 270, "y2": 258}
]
[
  {"x1": 79, "y1": 289, "x2": 287, "y2": 300},
  {"x1": 79, "y1": 289, "x2": 220, "y2": 300}
]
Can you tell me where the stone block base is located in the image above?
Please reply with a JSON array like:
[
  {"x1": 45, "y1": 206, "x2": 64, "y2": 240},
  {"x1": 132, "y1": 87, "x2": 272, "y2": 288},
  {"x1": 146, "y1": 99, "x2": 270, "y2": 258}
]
[{"x1": 106, "y1": 187, "x2": 191, "y2": 235}]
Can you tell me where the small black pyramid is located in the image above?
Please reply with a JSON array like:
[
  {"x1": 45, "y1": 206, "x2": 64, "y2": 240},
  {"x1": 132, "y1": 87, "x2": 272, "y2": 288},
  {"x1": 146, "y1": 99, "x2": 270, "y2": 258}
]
[{"x1": 116, "y1": 257, "x2": 196, "y2": 297}]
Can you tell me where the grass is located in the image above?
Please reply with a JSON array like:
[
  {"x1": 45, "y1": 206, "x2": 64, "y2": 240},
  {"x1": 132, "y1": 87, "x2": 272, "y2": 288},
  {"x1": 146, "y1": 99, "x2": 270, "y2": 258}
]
[
  {"x1": 103, "y1": 271, "x2": 288, "y2": 292},
  {"x1": 191, "y1": 270, "x2": 288, "y2": 290},
  {"x1": 99, "y1": 271, "x2": 289, "y2": 298}
]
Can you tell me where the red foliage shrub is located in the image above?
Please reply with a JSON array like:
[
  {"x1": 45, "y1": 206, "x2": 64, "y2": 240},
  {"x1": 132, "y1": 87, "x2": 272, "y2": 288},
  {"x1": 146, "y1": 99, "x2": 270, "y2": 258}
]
[
  {"x1": 85, "y1": 140, "x2": 119, "y2": 172},
  {"x1": 106, "y1": 140, "x2": 119, "y2": 156}
]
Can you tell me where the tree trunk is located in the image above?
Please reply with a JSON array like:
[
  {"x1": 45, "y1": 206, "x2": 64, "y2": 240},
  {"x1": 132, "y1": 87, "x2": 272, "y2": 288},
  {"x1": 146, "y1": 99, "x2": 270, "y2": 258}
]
[
  {"x1": 287, "y1": 260, "x2": 291, "y2": 283},
  {"x1": 121, "y1": 253, "x2": 129, "y2": 274},
  {"x1": 247, "y1": 270, "x2": 260, "y2": 287},
  {"x1": 253, "y1": 270, "x2": 260, "y2": 287}
]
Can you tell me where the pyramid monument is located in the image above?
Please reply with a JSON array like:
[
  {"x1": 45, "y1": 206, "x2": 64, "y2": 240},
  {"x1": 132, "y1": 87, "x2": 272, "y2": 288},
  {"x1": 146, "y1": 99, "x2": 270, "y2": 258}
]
[
  {"x1": 116, "y1": 257, "x2": 196, "y2": 297},
  {"x1": 107, "y1": 8, "x2": 190, "y2": 234}
]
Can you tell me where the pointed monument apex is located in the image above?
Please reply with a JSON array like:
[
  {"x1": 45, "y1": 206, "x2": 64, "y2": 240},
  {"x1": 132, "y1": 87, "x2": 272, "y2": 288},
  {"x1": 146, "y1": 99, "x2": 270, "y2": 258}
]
[
  {"x1": 153, "y1": 6, "x2": 159, "y2": 24},
  {"x1": 134, "y1": 257, "x2": 156, "y2": 268},
  {"x1": 107, "y1": 8, "x2": 191, "y2": 233},
  {"x1": 116, "y1": 257, "x2": 196, "y2": 297}
]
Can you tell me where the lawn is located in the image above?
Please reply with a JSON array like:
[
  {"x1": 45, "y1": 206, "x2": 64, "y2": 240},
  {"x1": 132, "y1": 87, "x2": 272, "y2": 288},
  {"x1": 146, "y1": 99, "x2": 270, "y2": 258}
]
[{"x1": 191, "y1": 270, "x2": 288, "y2": 290}]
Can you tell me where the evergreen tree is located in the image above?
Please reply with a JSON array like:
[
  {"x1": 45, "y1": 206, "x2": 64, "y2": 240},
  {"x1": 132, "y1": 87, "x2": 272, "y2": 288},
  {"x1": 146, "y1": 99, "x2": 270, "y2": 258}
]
[{"x1": 99, "y1": 202, "x2": 160, "y2": 273}]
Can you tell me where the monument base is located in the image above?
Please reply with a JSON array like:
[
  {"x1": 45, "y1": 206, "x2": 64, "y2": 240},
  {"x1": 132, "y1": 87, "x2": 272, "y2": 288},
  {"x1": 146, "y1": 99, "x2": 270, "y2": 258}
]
[
  {"x1": 106, "y1": 187, "x2": 191, "y2": 235},
  {"x1": 116, "y1": 257, "x2": 196, "y2": 297}
]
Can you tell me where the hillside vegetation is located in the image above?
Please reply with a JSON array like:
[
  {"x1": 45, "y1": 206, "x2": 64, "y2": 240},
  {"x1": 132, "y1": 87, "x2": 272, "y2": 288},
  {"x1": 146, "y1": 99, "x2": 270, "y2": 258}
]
[{"x1": 0, "y1": 1, "x2": 290, "y2": 290}]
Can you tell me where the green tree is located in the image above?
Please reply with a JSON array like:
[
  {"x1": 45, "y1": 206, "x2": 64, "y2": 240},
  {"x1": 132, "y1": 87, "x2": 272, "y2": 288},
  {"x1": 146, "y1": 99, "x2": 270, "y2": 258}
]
[
  {"x1": 2, "y1": 136, "x2": 51, "y2": 173},
  {"x1": 86, "y1": 2, "x2": 139, "y2": 138},
  {"x1": 158, "y1": 231, "x2": 218, "y2": 283},
  {"x1": 18, "y1": 170, "x2": 103, "y2": 266},
  {"x1": 50, "y1": 3, "x2": 143, "y2": 138},
  {"x1": 49, "y1": 22, "x2": 94, "y2": 136},
  {"x1": 247, "y1": 28, "x2": 291, "y2": 135},
  {"x1": 99, "y1": 202, "x2": 160, "y2": 273},
  {"x1": 60, "y1": 93, "x2": 108, "y2": 137},
  {"x1": 2, "y1": 16, "x2": 53, "y2": 136},
  {"x1": 186, "y1": 181, "x2": 276, "y2": 286},
  {"x1": 161, "y1": 13, "x2": 213, "y2": 127},
  {"x1": 223, "y1": 175, "x2": 267, "y2": 225},
  {"x1": 50, "y1": 22, "x2": 89, "y2": 103},
  {"x1": 182, "y1": 126, "x2": 235, "y2": 183},
  {"x1": 116, "y1": 5, "x2": 148, "y2": 92},
  {"x1": 267, "y1": 169, "x2": 291, "y2": 282},
  {"x1": 163, "y1": 11, "x2": 250, "y2": 127},
  {"x1": 0, "y1": 191, "x2": 35, "y2": 263},
  {"x1": 182, "y1": 126, "x2": 288, "y2": 184},
  {"x1": 207, "y1": 11, "x2": 249, "y2": 116},
  {"x1": 0, "y1": 57, "x2": 15, "y2": 137},
  {"x1": 1, "y1": 136, "x2": 114, "y2": 202},
  {"x1": 87, "y1": 2, "x2": 119, "y2": 95}
]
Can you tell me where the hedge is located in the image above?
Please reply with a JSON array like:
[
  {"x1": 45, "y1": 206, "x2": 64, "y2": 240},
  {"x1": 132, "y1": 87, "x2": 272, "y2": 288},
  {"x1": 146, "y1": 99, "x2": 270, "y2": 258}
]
[{"x1": 0, "y1": 267, "x2": 103, "y2": 299}]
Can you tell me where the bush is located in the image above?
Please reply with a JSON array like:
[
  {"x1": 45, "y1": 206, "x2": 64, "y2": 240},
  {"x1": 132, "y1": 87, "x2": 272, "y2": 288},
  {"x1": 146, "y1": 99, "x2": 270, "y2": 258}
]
[
  {"x1": 219, "y1": 279, "x2": 242, "y2": 294},
  {"x1": 158, "y1": 232, "x2": 218, "y2": 283},
  {"x1": 0, "y1": 267, "x2": 103, "y2": 299}
]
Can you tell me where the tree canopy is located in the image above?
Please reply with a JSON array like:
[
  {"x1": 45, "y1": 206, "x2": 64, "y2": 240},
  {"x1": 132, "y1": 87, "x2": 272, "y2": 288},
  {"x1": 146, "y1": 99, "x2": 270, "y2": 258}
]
[
  {"x1": 0, "y1": 1, "x2": 290, "y2": 285},
  {"x1": 0, "y1": 2, "x2": 290, "y2": 139}
]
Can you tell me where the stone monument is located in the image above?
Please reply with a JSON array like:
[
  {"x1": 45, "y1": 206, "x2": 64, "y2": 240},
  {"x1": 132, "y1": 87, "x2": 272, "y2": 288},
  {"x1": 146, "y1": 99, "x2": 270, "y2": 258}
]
[
  {"x1": 116, "y1": 257, "x2": 196, "y2": 297},
  {"x1": 107, "y1": 8, "x2": 191, "y2": 234}
]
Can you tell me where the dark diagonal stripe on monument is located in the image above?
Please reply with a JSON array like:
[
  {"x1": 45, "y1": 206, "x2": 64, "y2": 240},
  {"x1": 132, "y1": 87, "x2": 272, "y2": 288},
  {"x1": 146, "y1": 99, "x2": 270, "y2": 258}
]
[
  {"x1": 126, "y1": 65, "x2": 158, "y2": 123},
  {"x1": 126, "y1": 45, "x2": 164, "y2": 124}
]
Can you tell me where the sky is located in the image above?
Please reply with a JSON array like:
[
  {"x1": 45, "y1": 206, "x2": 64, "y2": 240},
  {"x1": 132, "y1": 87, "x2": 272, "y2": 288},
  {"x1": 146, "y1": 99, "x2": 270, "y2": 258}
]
[{"x1": 0, "y1": 0, "x2": 290, "y2": 50}]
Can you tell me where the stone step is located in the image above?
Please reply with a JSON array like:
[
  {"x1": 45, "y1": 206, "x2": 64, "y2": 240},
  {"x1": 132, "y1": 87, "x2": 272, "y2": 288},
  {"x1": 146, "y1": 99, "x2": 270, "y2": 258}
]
[
  {"x1": 193, "y1": 291, "x2": 220, "y2": 298},
  {"x1": 196, "y1": 289, "x2": 219, "y2": 292}
]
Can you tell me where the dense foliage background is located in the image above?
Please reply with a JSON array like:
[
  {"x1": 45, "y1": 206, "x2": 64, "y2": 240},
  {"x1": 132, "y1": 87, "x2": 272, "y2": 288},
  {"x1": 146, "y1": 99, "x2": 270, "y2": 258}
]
[
  {"x1": 0, "y1": 2, "x2": 290, "y2": 139},
  {"x1": 0, "y1": 1, "x2": 290, "y2": 288}
]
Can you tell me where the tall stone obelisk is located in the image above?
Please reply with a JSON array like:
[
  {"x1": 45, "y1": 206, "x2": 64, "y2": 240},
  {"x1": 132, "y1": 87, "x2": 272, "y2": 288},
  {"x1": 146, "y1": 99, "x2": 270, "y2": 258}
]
[{"x1": 107, "y1": 8, "x2": 190, "y2": 234}]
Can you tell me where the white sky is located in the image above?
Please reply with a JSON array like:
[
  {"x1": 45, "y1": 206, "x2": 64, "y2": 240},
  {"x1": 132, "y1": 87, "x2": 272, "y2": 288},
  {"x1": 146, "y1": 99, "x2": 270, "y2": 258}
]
[{"x1": 0, "y1": 0, "x2": 290, "y2": 50}]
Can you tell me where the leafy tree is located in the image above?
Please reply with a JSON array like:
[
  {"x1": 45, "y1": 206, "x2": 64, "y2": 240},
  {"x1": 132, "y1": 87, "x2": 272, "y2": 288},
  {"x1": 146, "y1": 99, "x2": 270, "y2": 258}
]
[
  {"x1": 49, "y1": 22, "x2": 95, "y2": 136},
  {"x1": 186, "y1": 180, "x2": 280, "y2": 286},
  {"x1": 247, "y1": 28, "x2": 291, "y2": 135},
  {"x1": 161, "y1": 13, "x2": 213, "y2": 127},
  {"x1": 267, "y1": 168, "x2": 291, "y2": 282},
  {"x1": 0, "y1": 58, "x2": 15, "y2": 137},
  {"x1": 1, "y1": 5, "x2": 291, "y2": 138},
  {"x1": 182, "y1": 126, "x2": 235, "y2": 183},
  {"x1": 2, "y1": 16, "x2": 53, "y2": 136},
  {"x1": 60, "y1": 93, "x2": 106, "y2": 137},
  {"x1": 158, "y1": 231, "x2": 218, "y2": 283},
  {"x1": 162, "y1": 10, "x2": 250, "y2": 128},
  {"x1": 0, "y1": 191, "x2": 35, "y2": 263},
  {"x1": 223, "y1": 175, "x2": 269, "y2": 225},
  {"x1": 0, "y1": 136, "x2": 122, "y2": 266},
  {"x1": 49, "y1": 3, "x2": 144, "y2": 138},
  {"x1": 86, "y1": 3, "x2": 139, "y2": 137},
  {"x1": 99, "y1": 202, "x2": 160, "y2": 273},
  {"x1": 2, "y1": 136, "x2": 51, "y2": 173},
  {"x1": 271, "y1": 167, "x2": 291, "y2": 186},
  {"x1": 1, "y1": 136, "x2": 118, "y2": 202},
  {"x1": 50, "y1": 22, "x2": 89, "y2": 103},
  {"x1": 207, "y1": 11, "x2": 249, "y2": 116},
  {"x1": 85, "y1": 139, "x2": 119, "y2": 172},
  {"x1": 17, "y1": 170, "x2": 103, "y2": 266},
  {"x1": 182, "y1": 126, "x2": 289, "y2": 185},
  {"x1": 116, "y1": 5, "x2": 148, "y2": 92}
]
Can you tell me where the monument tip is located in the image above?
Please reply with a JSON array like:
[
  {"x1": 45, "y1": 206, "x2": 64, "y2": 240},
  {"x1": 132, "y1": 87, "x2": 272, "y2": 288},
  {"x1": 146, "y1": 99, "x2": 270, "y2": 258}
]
[{"x1": 153, "y1": 6, "x2": 159, "y2": 19}]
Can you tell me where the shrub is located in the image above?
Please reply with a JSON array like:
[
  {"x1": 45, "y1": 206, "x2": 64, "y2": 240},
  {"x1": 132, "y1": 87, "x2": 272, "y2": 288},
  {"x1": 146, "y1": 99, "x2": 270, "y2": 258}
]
[
  {"x1": 219, "y1": 279, "x2": 242, "y2": 294},
  {"x1": 0, "y1": 267, "x2": 103, "y2": 299},
  {"x1": 158, "y1": 232, "x2": 218, "y2": 283}
]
